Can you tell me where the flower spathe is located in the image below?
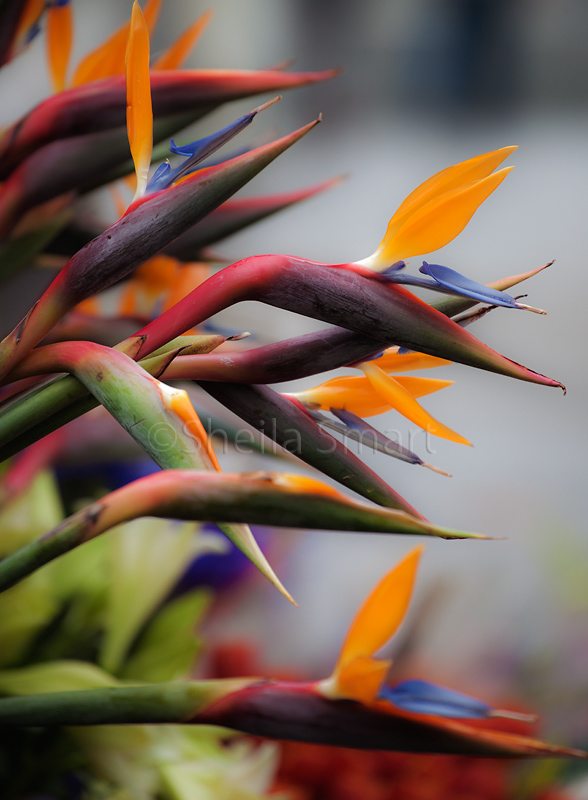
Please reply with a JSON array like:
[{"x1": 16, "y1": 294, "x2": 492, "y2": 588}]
[{"x1": 318, "y1": 546, "x2": 528, "y2": 722}]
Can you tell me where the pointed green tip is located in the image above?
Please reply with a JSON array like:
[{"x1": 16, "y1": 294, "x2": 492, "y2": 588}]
[{"x1": 217, "y1": 521, "x2": 297, "y2": 605}]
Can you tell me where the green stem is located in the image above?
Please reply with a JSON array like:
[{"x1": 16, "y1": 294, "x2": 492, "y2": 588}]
[
  {"x1": 0, "y1": 681, "x2": 237, "y2": 726},
  {"x1": 0, "y1": 507, "x2": 100, "y2": 592},
  {"x1": 0, "y1": 468, "x2": 479, "y2": 594}
]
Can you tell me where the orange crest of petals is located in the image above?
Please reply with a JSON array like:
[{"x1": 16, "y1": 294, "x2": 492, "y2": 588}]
[
  {"x1": 166, "y1": 390, "x2": 221, "y2": 472},
  {"x1": 72, "y1": 0, "x2": 161, "y2": 86},
  {"x1": 328, "y1": 546, "x2": 424, "y2": 702},
  {"x1": 358, "y1": 147, "x2": 517, "y2": 270},
  {"x1": 293, "y1": 374, "x2": 453, "y2": 419},
  {"x1": 126, "y1": 0, "x2": 153, "y2": 202},
  {"x1": 12, "y1": 0, "x2": 45, "y2": 57},
  {"x1": 152, "y1": 10, "x2": 213, "y2": 70},
  {"x1": 375, "y1": 347, "x2": 452, "y2": 373},
  {"x1": 359, "y1": 362, "x2": 470, "y2": 445},
  {"x1": 46, "y1": 1, "x2": 73, "y2": 92}
]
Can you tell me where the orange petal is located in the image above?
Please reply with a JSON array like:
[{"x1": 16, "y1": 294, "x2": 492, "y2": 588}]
[
  {"x1": 375, "y1": 347, "x2": 452, "y2": 372},
  {"x1": 360, "y1": 362, "x2": 470, "y2": 445},
  {"x1": 385, "y1": 147, "x2": 516, "y2": 242},
  {"x1": 46, "y1": 1, "x2": 73, "y2": 92},
  {"x1": 166, "y1": 388, "x2": 221, "y2": 471},
  {"x1": 72, "y1": 0, "x2": 161, "y2": 86},
  {"x1": 359, "y1": 147, "x2": 516, "y2": 270},
  {"x1": 162, "y1": 263, "x2": 211, "y2": 311},
  {"x1": 333, "y1": 656, "x2": 392, "y2": 704},
  {"x1": 272, "y1": 474, "x2": 342, "y2": 499},
  {"x1": 75, "y1": 296, "x2": 101, "y2": 316},
  {"x1": 118, "y1": 255, "x2": 181, "y2": 315},
  {"x1": 126, "y1": 0, "x2": 153, "y2": 202},
  {"x1": 292, "y1": 374, "x2": 454, "y2": 418},
  {"x1": 11, "y1": 0, "x2": 45, "y2": 58},
  {"x1": 334, "y1": 546, "x2": 424, "y2": 676},
  {"x1": 152, "y1": 10, "x2": 213, "y2": 70}
]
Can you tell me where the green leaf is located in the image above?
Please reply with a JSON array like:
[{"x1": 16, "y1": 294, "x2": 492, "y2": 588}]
[
  {"x1": 122, "y1": 590, "x2": 211, "y2": 683},
  {"x1": 0, "y1": 659, "x2": 118, "y2": 695},
  {"x1": 100, "y1": 519, "x2": 199, "y2": 674},
  {"x1": 0, "y1": 469, "x2": 63, "y2": 556},
  {"x1": 0, "y1": 575, "x2": 59, "y2": 667},
  {"x1": 0, "y1": 209, "x2": 71, "y2": 282}
]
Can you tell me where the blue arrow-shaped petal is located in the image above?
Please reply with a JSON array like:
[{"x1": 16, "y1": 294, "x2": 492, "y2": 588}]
[
  {"x1": 419, "y1": 262, "x2": 544, "y2": 313},
  {"x1": 380, "y1": 680, "x2": 492, "y2": 719}
]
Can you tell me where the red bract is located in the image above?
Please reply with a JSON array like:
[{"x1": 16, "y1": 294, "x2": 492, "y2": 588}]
[{"x1": 0, "y1": 67, "x2": 336, "y2": 178}]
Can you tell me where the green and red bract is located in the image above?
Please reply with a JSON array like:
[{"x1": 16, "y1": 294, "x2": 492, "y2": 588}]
[
  {"x1": 0, "y1": 121, "x2": 318, "y2": 380},
  {"x1": 0, "y1": 67, "x2": 336, "y2": 179},
  {"x1": 166, "y1": 178, "x2": 343, "y2": 260},
  {"x1": 192, "y1": 678, "x2": 586, "y2": 758},
  {"x1": 126, "y1": 255, "x2": 563, "y2": 388},
  {"x1": 0, "y1": 338, "x2": 289, "y2": 600},
  {"x1": 39, "y1": 179, "x2": 341, "y2": 260},
  {"x1": 0, "y1": 469, "x2": 480, "y2": 595},
  {"x1": 197, "y1": 381, "x2": 424, "y2": 517},
  {"x1": 0, "y1": 264, "x2": 558, "y2": 462},
  {"x1": 0, "y1": 677, "x2": 582, "y2": 758}
]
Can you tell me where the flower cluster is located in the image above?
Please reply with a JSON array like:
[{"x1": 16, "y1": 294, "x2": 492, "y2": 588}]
[{"x1": 0, "y1": 1, "x2": 581, "y2": 798}]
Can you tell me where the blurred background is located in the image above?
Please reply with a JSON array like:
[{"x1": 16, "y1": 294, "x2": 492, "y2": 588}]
[{"x1": 1, "y1": 0, "x2": 587, "y2": 748}]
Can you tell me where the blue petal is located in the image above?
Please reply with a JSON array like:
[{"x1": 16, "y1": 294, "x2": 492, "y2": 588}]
[
  {"x1": 25, "y1": 22, "x2": 41, "y2": 45},
  {"x1": 146, "y1": 160, "x2": 172, "y2": 193},
  {"x1": 381, "y1": 260, "x2": 407, "y2": 275},
  {"x1": 165, "y1": 111, "x2": 257, "y2": 184},
  {"x1": 419, "y1": 262, "x2": 520, "y2": 308},
  {"x1": 168, "y1": 139, "x2": 198, "y2": 158},
  {"x1": 329, "y1": 408, "x2": 423, "y2": 465},
  {"x1": 146, "y1": 110, "x2": 258, "y2": 193},
  {"x1": 379, "y1": 680, "x2": 492, "y2": 719},
  {"x1": 379, "y1": 272, "x2": 453, "y2": 294},
  {"x1": 360, "y1": 350, "x2": 385, "y2": 363}
]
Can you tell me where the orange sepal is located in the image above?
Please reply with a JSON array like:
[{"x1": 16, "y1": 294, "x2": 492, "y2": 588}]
[
  {"x1": 126, "y1": 0, "x2": 153, "y2": 202},
  {"x1": 293, "y1": 374, "x2": 454, "y2": 418},
  {"x1": 71, "y1": 0, "x2": 161, "y2": 86},
  {"x1": 162, "y1": 263, "x2": 211, "y2": 311},
  {"x1": 11, "y1": 0, "x2": 45, "y2": 58},
  {"x1": 74, "y1": 297, "x2": 101, "y2": 316},
  {"x1": 272, "y1": 474, "x2": 342, "y2": 500},
  {"x1": 46, "y1": 1, "x2": 72, "y2": 92},
  {"x1": 333, "y1": 546, "x2": 424, "y2": 677},
  {"x1": 335, "y1": 656, "x2": 392, "y2": 704},
  {"x1": 384, "y1": 146, "x2": 517, "y2": 243},
  {"x1": 152, "y1": 10, "x2": 213, "y2": 70},
  {"x1": 167, "y1": 390, "x2": 221, "y2": 471},
  {"x1": 360, "y1": 362, "x2": 470, "y2": 445},
  {"x1": 118, "y1": 256, "x2": 181, "y2": 316},
  {"x1": 375, "y1": 347, "x2": 452, "y2": 372}
]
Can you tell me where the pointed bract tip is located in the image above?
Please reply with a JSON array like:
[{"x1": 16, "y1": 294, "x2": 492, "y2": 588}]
[
  {"x1": 491, "y1": 708, "x2": 538, "y2": 723},
  {"x1": 422, "y1": 462, "x2": 452, "y2": 477},
  {"x1": 227, "y1": 331, "x2": 251, "y2": 341},
  {"x1": 254, "y1": 95, "x2": 282, "y2": 114},
  {"x1": 268, "y1": 569, "x2": 298, "y2": 606},
  {"x1": 516, "y1": 302, "x2": 547, "y2": 315}
]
